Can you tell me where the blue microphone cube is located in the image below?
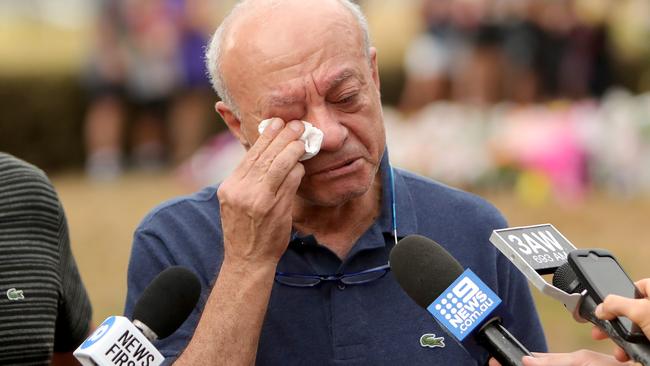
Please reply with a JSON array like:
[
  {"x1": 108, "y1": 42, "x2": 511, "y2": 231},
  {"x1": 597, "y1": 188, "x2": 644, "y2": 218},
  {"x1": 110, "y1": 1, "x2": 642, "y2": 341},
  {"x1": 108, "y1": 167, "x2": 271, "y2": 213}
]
[{"x1": 427, "y1": 269, "x2": 502, "y2": 341}]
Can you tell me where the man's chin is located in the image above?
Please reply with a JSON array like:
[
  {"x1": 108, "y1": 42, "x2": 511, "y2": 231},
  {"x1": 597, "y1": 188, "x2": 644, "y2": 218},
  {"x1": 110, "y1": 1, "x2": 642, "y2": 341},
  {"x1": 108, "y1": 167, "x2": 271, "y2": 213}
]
[
  {"x1": 297, "y1": 183, "x2": 369, "y2": 207},
  {"x1": 297, "y1": 161, "x2": 379, "y2": 207}
]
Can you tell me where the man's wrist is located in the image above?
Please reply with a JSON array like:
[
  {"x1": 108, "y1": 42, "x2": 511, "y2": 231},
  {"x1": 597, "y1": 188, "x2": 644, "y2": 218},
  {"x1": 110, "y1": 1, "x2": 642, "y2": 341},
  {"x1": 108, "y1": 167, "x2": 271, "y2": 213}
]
[{"x1": 221, "y1": 254, "x2": 278, "y2": 278}]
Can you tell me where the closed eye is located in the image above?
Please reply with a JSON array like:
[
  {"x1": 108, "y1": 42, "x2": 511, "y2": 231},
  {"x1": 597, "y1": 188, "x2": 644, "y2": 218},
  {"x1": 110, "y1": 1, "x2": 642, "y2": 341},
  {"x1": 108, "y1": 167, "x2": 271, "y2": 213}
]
[{"x1": 333, "y1": 94, "x2": 358, "y2": 106}]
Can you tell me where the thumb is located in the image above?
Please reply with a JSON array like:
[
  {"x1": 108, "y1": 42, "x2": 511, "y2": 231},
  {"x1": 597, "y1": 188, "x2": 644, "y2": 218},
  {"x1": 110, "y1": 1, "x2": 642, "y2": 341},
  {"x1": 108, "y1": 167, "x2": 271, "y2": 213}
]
[{"x1": 596, "y1": 294, "x2": 650, "y2": 338}]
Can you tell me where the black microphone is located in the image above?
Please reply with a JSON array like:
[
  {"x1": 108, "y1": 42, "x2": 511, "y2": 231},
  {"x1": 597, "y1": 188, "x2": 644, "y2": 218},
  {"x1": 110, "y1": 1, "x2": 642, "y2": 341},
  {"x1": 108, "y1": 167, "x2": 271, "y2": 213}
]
[
  {"x1": 74, "y1": 266, "x2": 201, "y2": 366},
  {"x1": 390, "y1": 235, "x2": 532, "y2": 366},
  {"x1": 133, "y1": 266, "x2": 202, "y2": 340},
  {"x1": 553, "y1": 263, "x2": 650, "y2": 365}
]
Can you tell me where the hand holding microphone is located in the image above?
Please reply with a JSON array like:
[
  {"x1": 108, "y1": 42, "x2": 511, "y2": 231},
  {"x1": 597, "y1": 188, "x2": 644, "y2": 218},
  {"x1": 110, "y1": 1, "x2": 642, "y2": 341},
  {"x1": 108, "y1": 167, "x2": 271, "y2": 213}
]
[
  {"x1": 487, "y1": 283, "x2": 650, "y2": 366},
  {"x1": 551, "y1": 251, "x2": 650, "y2": 365},
  {"x1": 583, "y1": 278, "x2": 650, "y2": 364},
  {"x1": 491, "y1": 284, "x2": 650, "y2": 366},
  {"x1": 490, "y1": 225, "x2": 650, "y2": 365},
  {"x1": 596, "y1": 278, "x2": 650, "y2": 341}
]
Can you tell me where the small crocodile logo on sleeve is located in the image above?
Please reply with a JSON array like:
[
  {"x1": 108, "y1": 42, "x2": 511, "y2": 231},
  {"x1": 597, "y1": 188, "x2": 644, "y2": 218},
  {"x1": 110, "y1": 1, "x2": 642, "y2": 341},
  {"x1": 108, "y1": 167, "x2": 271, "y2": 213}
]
[
  {"x1": 420, "y1": 333, "x2": 445, "y2": 348},
  {"x1": 6, "y1": 288, "x2": 25, "y2": 301}
]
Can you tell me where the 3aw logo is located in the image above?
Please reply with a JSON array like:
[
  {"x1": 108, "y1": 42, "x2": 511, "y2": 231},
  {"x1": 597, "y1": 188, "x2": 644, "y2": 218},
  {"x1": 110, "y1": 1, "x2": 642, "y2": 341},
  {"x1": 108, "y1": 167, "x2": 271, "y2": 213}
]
[{"x1": 427, "y1": 269, "x2": 501, "y2": 341}]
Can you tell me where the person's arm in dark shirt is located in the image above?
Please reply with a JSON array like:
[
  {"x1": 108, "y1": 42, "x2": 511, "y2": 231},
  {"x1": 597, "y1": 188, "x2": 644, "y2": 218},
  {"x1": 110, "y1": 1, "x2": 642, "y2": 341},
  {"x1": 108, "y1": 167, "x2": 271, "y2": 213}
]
[{"x1": 52, "y1": 203, "x2": 93, "y2": 359}]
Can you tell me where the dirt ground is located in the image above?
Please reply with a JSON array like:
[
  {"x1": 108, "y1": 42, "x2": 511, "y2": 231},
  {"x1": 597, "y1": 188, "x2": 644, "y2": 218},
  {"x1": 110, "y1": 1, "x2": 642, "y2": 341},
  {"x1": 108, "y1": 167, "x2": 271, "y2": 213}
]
[{"x1": 52, "y1": 172, "x2": 650, "y2": 355}]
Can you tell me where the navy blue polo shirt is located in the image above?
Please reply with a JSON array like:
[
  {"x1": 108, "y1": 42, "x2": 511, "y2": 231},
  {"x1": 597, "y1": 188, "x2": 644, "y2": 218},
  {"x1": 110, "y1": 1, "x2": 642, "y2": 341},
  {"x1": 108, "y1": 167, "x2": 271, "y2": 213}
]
[{"x1": 124, "y1": 152, "x2": 547, "y2": 365}]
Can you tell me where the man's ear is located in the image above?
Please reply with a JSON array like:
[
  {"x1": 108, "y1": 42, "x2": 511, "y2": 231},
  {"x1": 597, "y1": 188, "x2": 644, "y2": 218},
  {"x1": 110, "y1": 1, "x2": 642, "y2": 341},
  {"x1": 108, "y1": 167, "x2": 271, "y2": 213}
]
[
  {"x1": 215, "y1": 101, "x2": 250, "y2": 148},
  {"x1": 369, "y1": 47, "x2": 380, "y2": 90}
]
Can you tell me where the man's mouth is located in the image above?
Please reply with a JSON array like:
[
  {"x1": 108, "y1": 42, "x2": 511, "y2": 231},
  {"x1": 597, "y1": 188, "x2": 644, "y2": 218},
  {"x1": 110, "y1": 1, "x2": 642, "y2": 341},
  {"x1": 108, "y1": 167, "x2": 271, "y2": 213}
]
[{"x1": 310, "y1": 157, "x2": 362, "y2": 177}]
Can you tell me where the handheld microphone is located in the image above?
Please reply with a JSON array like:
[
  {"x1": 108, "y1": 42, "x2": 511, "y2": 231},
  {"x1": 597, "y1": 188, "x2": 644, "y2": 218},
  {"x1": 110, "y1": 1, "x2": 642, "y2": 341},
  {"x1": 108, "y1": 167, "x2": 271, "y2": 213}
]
[
  {"x1": 390, "y1": 235, "x2": 532, "y2": 366},
  {"x1": 553, "y1": 262, "x2": 650, "y2": 365},
  {"x1": 74, "y1": 266, "x2": 201, "y2": 366},
  {"x1": 489, "y1": 224, "x2": 650, "y2": 365}
]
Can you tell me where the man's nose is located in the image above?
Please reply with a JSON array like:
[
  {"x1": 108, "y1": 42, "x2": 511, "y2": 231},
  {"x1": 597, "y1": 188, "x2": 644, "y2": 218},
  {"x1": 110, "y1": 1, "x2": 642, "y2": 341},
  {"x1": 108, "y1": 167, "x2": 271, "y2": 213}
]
[{"x1": 306, "y1": 105, "x2": 348, "y2": 151}]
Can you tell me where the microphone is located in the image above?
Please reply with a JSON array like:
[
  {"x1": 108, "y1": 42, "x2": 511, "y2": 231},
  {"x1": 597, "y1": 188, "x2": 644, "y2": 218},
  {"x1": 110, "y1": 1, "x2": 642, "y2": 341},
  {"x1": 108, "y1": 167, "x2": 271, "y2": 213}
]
[
  {"x1": 74, "y1": 266, "x2": 201, "y2": 366},
  {"x1": 553, "y1": 263, "x2": 650, "y2": 365},
  {"x1": 390, "y1": 235, "x2": 532, "y2": 366},
  {"x1": 489, "y1": 224, "x2": 650, "y2": 364}
]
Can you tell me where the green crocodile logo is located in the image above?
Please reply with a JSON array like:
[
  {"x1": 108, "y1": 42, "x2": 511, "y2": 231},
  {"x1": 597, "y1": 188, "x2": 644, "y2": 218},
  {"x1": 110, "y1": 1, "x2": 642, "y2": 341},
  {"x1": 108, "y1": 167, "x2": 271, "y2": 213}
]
[
  {"x1": 420, "y1": 333, "x2": 445, "y2": 348},
  {"x1": 6, "y1": 288, "x2": 24, "y2": 301}
]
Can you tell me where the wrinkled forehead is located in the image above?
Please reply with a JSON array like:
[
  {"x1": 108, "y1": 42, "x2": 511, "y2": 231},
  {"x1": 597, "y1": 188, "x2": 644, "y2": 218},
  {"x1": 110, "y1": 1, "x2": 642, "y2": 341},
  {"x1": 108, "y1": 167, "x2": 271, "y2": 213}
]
[{"x1": 220, "y1": 0, "x2": 368, "y2": 114}]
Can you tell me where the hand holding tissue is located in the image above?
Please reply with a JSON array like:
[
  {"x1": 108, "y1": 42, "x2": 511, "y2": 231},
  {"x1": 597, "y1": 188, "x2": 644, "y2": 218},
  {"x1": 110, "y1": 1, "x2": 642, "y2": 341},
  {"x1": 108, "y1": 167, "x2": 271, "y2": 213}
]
[{"x1": 258, "y1": 119, "x2": 324, "y2": 161}]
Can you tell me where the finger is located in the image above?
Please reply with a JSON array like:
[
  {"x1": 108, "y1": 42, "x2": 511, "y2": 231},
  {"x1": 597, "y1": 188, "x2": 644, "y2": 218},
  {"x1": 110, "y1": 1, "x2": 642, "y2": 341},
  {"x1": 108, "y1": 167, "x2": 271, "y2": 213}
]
[
  {"x1": 522, "y1": 353, "x2": 575, "y2": 366},
  {"x1": 523, "y1": 350, "x2": 627, "y2": 366},
  {"x1": 275, "y1": 162, "x2": 305, "y2": 201},
  {"x1": 592, "y1": 325, "x2": 610, "y2": 340},
  {"x1": 248, "y1": 120, "x2": 305, "y2": 179},
  {"x1": 530, "y1": 352, "x2": 552, "y2": 358},
  {"x1": 234, "y1": 118, "x2": 286, "y2": 178},
  {"x1": 264, "y1": 140, "x2": 305, "y2": 194},
  {"x1": 634, "y1": 279, "x2": 650, "y2": 297},
  {"x1": 596, "y1": 295, "x2": 650, "y2": 325},
  {"x1": 599, "y1": 294, "x2": 650, "y2": 344},
  {"x1": 488, "y1": 357, "x2": 502, "y2": 366},
  {"x1": 522, "y1": 352, "x2": 586, "y2": 365},
  {"x1": 613, "y1": 346, "x2": 630, "y2": 363}
]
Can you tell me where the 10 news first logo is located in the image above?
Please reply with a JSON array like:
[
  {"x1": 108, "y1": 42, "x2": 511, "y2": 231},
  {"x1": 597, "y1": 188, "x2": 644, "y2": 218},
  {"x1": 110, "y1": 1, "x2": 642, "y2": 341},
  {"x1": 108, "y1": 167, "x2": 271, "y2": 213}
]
[
  {"x1": 427, "y1": 269, "x2": 502, "y2": 341},
  {"x1": 74, "y1": 316, "x2": 164, "y2": 366}
]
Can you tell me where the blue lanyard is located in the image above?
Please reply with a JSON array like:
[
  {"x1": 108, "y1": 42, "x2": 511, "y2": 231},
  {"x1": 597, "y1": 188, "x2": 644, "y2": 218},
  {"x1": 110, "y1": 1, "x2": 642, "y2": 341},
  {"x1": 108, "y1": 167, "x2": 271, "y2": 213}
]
[{"x1": 389, "y1": 164, "x2": 398, "y2": 246}]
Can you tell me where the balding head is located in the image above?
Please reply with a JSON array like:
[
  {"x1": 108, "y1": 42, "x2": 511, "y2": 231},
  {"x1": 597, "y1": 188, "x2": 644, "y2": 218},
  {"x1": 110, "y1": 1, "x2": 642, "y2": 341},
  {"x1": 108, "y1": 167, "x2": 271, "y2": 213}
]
[{"x1": 205, "y1": 0, "x2": 371, "y2": 118}]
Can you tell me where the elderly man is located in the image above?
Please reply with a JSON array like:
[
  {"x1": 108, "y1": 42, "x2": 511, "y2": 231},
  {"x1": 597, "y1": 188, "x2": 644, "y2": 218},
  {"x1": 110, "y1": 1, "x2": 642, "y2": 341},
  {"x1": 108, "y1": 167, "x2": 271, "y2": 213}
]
[{"x1": 124, "y1": 0, "x2": 547, "y2": 364}]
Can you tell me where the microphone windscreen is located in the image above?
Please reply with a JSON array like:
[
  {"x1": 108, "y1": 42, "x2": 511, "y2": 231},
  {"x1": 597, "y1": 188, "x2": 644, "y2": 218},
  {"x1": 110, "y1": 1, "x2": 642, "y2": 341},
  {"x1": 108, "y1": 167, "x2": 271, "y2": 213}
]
[
  {"x1": 552, "y1": 263, "x2": 584, "y2": 294},
  {"x1": 133, "y1": 266, "x2": 201, "y2": 339},
  {"x1": 389, "y1": 235, "x2": 464, "y2": 308}
]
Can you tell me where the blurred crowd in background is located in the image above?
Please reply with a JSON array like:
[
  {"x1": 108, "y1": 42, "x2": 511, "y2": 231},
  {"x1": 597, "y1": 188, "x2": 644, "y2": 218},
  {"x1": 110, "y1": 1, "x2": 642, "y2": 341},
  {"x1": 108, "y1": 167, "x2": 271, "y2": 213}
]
[
  {"x1": 400, "y1": 0, "x2": 650, "y2": 109},
  {"x1": 392, "y1": 0, "x2": 650, "y2": 204},
  {"x1": 0, "y1": 0, "x2": 649, "y2": 203}
]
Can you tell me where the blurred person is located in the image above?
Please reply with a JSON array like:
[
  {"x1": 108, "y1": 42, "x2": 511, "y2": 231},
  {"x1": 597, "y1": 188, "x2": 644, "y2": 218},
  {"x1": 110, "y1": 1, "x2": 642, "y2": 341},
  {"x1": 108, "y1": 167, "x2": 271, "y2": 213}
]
[
  {"x1": 83, "y1": 0, "x2": 128, "y2": 180},
  {"x1": 500, "y1": 0, "x2": 545, "y2": 104},
  {"x1": 451, "y1": 21, "x2": 505, "y2": 105},
  {"x1": 399, "y1": 0, "x2": 499, "y2": 111},
  {"x1": 489, "y1": 278, "x2": 650, "y2": 366},
  {"x1": 553, "y1": 0, "x2": 614, "y2": 99},
  {"x1": 401, "y1": 0, "x2": 508, "y2": 109},
  {"x1": 84, "y1": 0, "x2": 213, "y2": 179},
  {"x1": 121, "y1": 0, "x2": 181, "y2": 170},
  {"x1": 124, "y1": 0, "x2": 547, "y2": 364},
  {"x1": 0, "y1": 153, "x2": 92, "y2": 365},
  {"x1": 168, "y1": 0, "x2": 215, "y2": 165},
  {"x1": 399, "y1": 0, "x2": 456, "y2": 112},
  {"x1": 529, "y1": 0, "x2": 614, "y2": 100}
]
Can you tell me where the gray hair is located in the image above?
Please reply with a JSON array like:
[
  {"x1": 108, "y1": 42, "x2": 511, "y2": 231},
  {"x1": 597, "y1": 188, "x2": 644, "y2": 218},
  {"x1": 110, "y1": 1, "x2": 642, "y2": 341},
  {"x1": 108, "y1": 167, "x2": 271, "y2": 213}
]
[{"x1": 204, "y1": 0, "x2": 372, "y2": 118}]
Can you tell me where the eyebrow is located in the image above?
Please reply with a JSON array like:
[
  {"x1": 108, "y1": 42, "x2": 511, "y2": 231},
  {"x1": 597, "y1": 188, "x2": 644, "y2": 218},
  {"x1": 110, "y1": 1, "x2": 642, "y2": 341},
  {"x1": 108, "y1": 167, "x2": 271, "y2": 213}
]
[{"x1": 322, "y1": 68, "x2": 359, "y2": 93}]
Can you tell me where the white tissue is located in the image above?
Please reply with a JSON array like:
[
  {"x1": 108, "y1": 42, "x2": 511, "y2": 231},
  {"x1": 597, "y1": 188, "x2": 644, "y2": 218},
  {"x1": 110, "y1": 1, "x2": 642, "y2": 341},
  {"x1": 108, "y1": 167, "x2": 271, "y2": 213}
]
[{"x1": 258, "y1": 119, "x2": 324, "y2": 161}]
